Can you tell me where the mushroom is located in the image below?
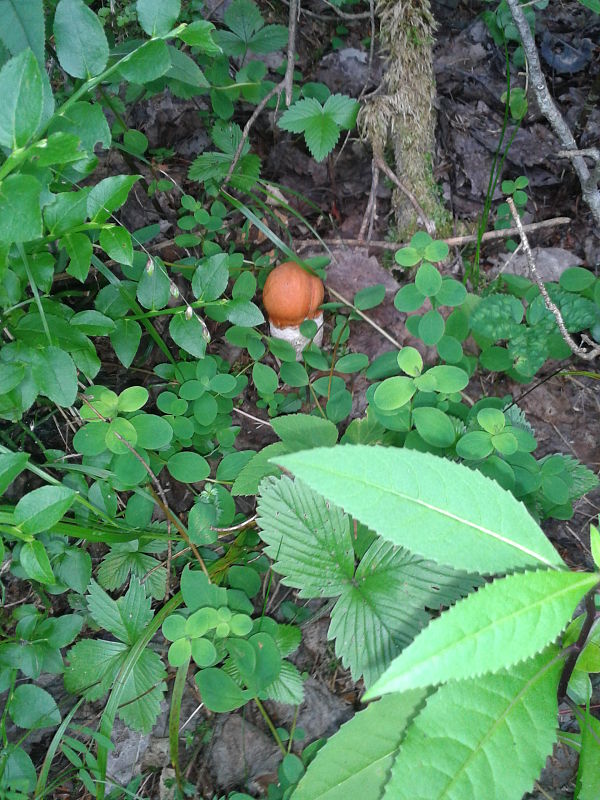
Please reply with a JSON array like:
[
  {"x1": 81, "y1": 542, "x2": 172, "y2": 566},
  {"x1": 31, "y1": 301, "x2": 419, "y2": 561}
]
[{"x1": 262, "y1": 261, "x2": 325, "y2": 359}]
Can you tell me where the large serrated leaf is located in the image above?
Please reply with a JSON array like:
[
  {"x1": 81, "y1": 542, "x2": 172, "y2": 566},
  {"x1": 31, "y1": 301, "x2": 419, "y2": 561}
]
[
  {"x1": 293, "y1": 691, "x2": 427, "y2": 800},
  {"x1": 331, "y1": 539, "x2": 479, "y2": 686},
  {"x1": 274, "y1": 446, "x2": 563, "y2": 573},
  {"x1": 366, "y1": 569, "x2": 598, "y2": 697},
  {"x1": 257, "y1": 475, "x2": 354, "y2": 597},
  {"x1": 383, "y1": 647, "x2": 562, "y2": 800},
  {"x1": 257, "y1": 477, "x2": 478, "y2": 686}
]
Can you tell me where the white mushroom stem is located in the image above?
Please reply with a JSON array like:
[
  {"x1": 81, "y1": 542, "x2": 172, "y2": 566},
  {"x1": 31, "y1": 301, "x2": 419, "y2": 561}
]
[{"x1": 269, "y1": 312, "x2": 324, "y2": 360}]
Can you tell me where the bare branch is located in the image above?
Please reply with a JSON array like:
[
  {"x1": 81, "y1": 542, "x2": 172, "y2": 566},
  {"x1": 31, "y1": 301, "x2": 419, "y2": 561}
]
[
  {"x1": 295, "y1": 215, "x2": 571, "y2": 251},
  {"x1": 284, "y1": 0, "x2": 299, "y2": 106},
  {"x1": 507, "y1": 198, "x2": 600, "y2": 362},
  {"x1": 506, "y1": 0, "x2": 600, "y2": 227}
]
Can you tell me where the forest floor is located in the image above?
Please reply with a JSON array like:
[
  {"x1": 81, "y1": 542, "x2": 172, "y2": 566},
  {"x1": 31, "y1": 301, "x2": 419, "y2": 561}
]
[{"x1": 10, "y1": 0, "x2": 600, "y2": 797}]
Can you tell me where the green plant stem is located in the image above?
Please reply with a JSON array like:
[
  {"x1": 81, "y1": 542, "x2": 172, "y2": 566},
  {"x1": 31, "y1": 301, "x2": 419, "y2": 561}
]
[
  {"x1": 557, "y1": 588, "x2": 599, "y2": 701},
  {"x1": 19, "y1": 245, "x2": 52, "y2": 345},
  {"x1": 34, "y1": 699, "x2": 84, "y2": 798},
  {"x1": 0, "y1": 444, "x2": 124, "y2": 530},
  {"x1": 169, "y1": 657, "x2": 191, "y2": 791},
  {"x1": 255, "y1": 697, "x2": 286, "y2": 755},
  {"x1": 287, "y1": 706, "x2": 299, "y2": 755}
]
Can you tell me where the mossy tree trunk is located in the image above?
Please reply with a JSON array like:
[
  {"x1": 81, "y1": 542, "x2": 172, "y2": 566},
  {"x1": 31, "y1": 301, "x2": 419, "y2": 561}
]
[{"x1": 360, "y1": 0, "x2": 450, "y2": 236}]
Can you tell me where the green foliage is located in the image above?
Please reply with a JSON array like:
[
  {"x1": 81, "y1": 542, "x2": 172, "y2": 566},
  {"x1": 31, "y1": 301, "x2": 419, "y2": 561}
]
[
  {"x1": 276, "y1": 445, "x2": 600, "y2": 800},
  {"x1": 257, "y1": 475, "x2": 479, "y2": 685},
  {"x1": 0, "y1": 0, "x2": 598, "y2": 795},
  {"x1": 278, "y1": 95, "x2": 359, "y2": 162}
]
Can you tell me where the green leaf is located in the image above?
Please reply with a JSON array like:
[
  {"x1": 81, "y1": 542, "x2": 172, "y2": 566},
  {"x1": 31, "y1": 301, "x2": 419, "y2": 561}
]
[
  {"x1": 178, "y1": 20, "x2": 222, "y2": 55},
  {"x1": 169, "y1": 313, "x2": 209, "y2": 358},
  {"x1": 0, "y1": 174, "x2": 42, "y2": 243},
  {"x1": 411, "y1": 407, "x2": 456, "y2": 448},
  {"x1": 232, "y1": 442, "x2": 287, "y2": 496},
  {"x1": 136, "y1": 260, "x2": 170, "y2": 310},
  {"x1": 117, "y1": 39, "x2": 171, "y2": 83},
  {"x1": 330, "y1": 538, "x2": 477, "y2": 686},
  {"x1": 2, "y1": 746, "x2": 36, "y2": 793},
  {"x1": 167, "y1": 451, "x2": 210, "y2": 483},
  {"x1": 53, "y1": 0, "x2": 108, "y2": 79},
  {"x1": 166, "y1": 46, "x2": 209, "y2": 88},
  {"x1": 117, "y1": 386, "x2": 148, "y2": 413},
  {"x1": 278, "y1": 97, "x2": 342, "y2": 162},
  {"x1": 257, "y1": 476, "x2": 354, "y2": 597},
  {"x1": 396, "y1": 347, "x2": 422, "y2": 377},
  {"x1": 322, "y1": 93, "x2": 359, "y2": 128},
  {"x1": 9, "y1": 684, "x2": 60, "y2": 729},
  {"x1": 65, "y1": 636, "x2": 165, "y2": 733},
  {"x1": 14, "y1": 485, "x2": 76, "y2": 534},
  {"x1": 418, "y1": 310, "x2": 445, "y2": 345},
  {"x1": 394, "y1": 247, "x2": 421, "y2": 268},
  {"x1": 0, "y1": 451, "x2": 29, "y2": 495},
  {"x1": 87, "y1": 578, "x2": 152, "y2": 644},
  {"x1": 383, "y1": 648, "x2": 561, "y2": 800},
  {"x1": 273, "y1": 446, "x2": 564, "y2": 573},
  {"x1": 31, "y1": 346, "x2": 78, "y2": 407},
  {"x1": 590, "y1": 524, "x2": 600, "y2": 571},
  {"x1": 293, "y1": 691, "x2": 427, "y2": 800},
  {"x1": 110, "y1": 318, "x2": 141, "y2": 368},
  {"x1": 87, "y1": 175, "x2": 140, "y2": 223},
  {"x1": 136, "y1": 0, "x2": 181, "y2": 36},
  {"x1": 99, "y1": 226, "x2": 133, "y2": 265},
  {"x1": 576, "y1": 709, "x2": 600, "y2": 800},
  {"x1": 366, "y1": 569, "x2": 597, "y2": 698},
  {"x1": 63, "y1": 232, "x2": 93, "y2": 282},
  {"x1": 130, "y1": 413, "x2": 173, "y2": 449},
  {"x1": 425, "y1": 365, "x2": 468, "y2": 393},
  {"x1": 373, "y1": 377, "x2": 416, "y2": 411},
  {"x1": 270, "y1": 416, "x2": 337, "y2": 452},
  {"x1": 225, "y1": 298, "x2": 264, "y2": 327},
  {"x1": 20, "y1": 540, "x2": 55, "y2": 584},
  {"x1": 354, "y1": 284, "x2": 386, "y2": 310},
  {"x1": 253, "y1": 362, "x2": 278, "y2": 395},
  {"x1": 0, "y1": 0, "x2": 45, "y2": 66},
  {"x1": 415, "y1": 262, "x2": 442, "y2": 297},
  {"x1": 0, "y1": 50, "x2": 43, "y2": 148},
  {"x1": 195, "y1": 667, "x2": 248, "y2": 712},
  {"x1": 192, "y1": 254, "x2": 229, "y2": 301}
]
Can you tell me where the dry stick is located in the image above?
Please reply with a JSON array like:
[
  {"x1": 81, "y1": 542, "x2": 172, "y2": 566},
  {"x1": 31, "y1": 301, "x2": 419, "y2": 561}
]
[
  {"x1": 295, "y1": 215, "x2": 571, "y2": 251},
  {"x1": 326, "y1": 284, "x2": 402, "y2": 350},
  {"x1": 232, "y1": 406, "x2": 273, "y2": 428},
  {"x1": 358, "y1": 159, "x2": 380, "y2": 241},
  {"x1": 222, "y1": 80, "x2": 285, "y2": 188},
  {"x1": 506, "y1": 0, "x2": 600, "y2": 227},
  {"x1": 507, "y1": 198, "x2": 600, "y2": 362},
  {"x1": 284, "y1": 0, "x2": 299, "y2": 106},
  {"x1": 374, "y1": 156, "x2": 436, "y2": 236}
]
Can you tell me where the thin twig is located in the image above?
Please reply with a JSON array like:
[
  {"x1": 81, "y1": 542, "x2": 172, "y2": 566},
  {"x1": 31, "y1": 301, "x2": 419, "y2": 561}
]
[
  {"x1": 507, "y1": 198, "x2": 600, "y2": 361},
  {"x1": 295, "y1": 215, "x2": 571, "y2": 251},
  {"x1": 374, "y1": 155, "x2": 436, "y2": 235},
  {"x1": 284, "y1": 0, "x2": 299, "y2": 106},
  {"x1": 325, "y1": 284, "x2": 402, "y2": 349},
  {"x1": 506, "y1": 0, "x2": 600, "y2": 226},
  {"x1": 232, "y1": 407, "x2": 274, "y2": 428},
  {"x1": 223, "y1": 81, "x2": 285, "y2": 188},
  {"x1": 211, "y1": 515, "x2": 257, "y2": 534},
  {"x1": 358, "y1": 159, "x2": 379, "y2": 241}
]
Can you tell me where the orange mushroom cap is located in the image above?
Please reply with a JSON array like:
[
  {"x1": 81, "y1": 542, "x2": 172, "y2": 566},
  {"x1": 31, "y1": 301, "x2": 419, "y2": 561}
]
[{"x1": 262, "y1": 261, "x2": 324, "y2": 328}]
